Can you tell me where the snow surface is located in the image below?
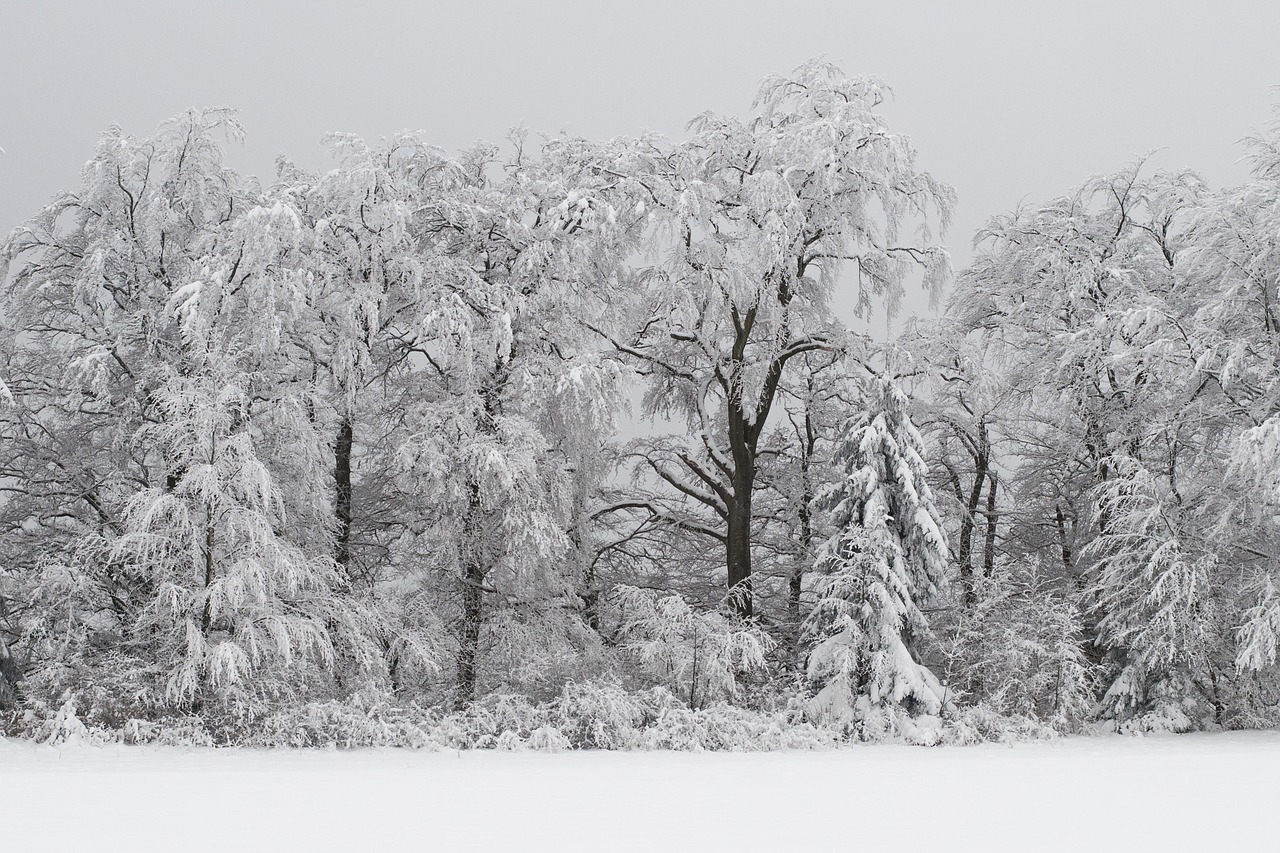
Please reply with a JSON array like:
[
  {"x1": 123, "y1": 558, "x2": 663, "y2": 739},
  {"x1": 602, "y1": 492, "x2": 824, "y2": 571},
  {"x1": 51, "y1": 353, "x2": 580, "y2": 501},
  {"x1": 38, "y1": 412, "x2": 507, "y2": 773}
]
[{"x1": 3, "y1": 732, "x2": 1277, "y2": 851}]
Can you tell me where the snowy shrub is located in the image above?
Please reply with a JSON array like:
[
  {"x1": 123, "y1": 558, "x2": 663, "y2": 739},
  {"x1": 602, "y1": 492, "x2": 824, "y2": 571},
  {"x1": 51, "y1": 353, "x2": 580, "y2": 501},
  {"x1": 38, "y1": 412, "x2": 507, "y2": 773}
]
[
  {"x1": 1109, "y1": 702, "x2": 1197, "y2": 735},
  {"x1": 13, "y1": 652, "x2": 167, "y2": 734},
  {"x1": 611, "y1": 586, "x2": 774, "y2": 709},
  {"x1": 549, "y1": 679, "x2": 660, "y2": 749},
  {"x1": 524, "y1": 725, "x2": 573, "y2": 752},
  {"x1": 5, "y1": 658, "x2": 229, "y2": 747},
  {"x1": 944, "y1": 702, "x2": 1060, "y2": 745},
  {"x1": 254, "y1": 694, "x2": 439, "y2": 749},
  {"x1": 642, "y1": 702, "x2": 839, "y2": 751},
  {"x1": 122, "y1": 715, "x2": 217, "y2": 747},
  {"x1": 36, "y1": 699, "x2": 115, "y2": 746},
  {"x1": 431, "y1": 692, "x2": 551, "y2": 749}
]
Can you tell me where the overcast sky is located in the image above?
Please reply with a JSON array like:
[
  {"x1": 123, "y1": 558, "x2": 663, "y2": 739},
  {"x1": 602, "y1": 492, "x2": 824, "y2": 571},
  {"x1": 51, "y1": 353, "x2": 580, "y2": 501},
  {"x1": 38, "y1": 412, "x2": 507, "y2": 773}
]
[{"x1": 3, "y1": 0, "x2": 1278, "y2": 323}]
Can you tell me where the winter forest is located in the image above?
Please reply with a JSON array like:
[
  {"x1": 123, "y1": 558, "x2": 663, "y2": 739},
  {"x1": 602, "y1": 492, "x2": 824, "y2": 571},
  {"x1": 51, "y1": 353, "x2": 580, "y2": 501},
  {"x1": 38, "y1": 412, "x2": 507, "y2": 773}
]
[{"x1": 4, "y1": 59, "x2": 1280, "y2": 750}]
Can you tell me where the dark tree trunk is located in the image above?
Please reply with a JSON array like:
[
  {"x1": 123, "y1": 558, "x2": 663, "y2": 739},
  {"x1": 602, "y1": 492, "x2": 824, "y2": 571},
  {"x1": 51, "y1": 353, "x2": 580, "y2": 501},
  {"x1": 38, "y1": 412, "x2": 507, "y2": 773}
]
[
  {"x1": 788, "y1": 393, "x2": 817, "y2": 655},
  {"x1": 1055, "y1": 502, "x2": 1075, "y2": 578},
  {"x1": 581, "y1": 563, "x2": 600, "y2": 632},
  {"x1": 200, "y1": 435, "x2": 216, "y2": 637},
  {"x1": 455, "y1": 377, "x2": 503, "y2": 708},
  {"x1": 726, "y1": 491, "x2": 754, "y2": 618},
  {"x1": 1084, "y1": 418, "x2": 1114, "y2": 535},
  {"x1": 982, "y1": 471, "x2": 998, "y2": 578},
  {"x1": 334, "y1": 417, "x2": 354, "y2": 575},
  {"x1": 944, "y1": 463, "x2": 974, "y2": 605},
  {"x1": 201, "y1": 512, "x2": 215, "y2": 636},
  {"x1": 567, "y1": 482, "x2": 600, "y2": 631},
  {"x1": 456, "y1": 480, "x2": 485, "y2": 709},
  {"x1": 724, "y1": 347, "x2": 758, "y2": 619},
  {"x1": 951, "y1": 420, "x2": 991, "y2": 606},
  {"x1": 0, "y1": 635, "x2": 20, "y2": 710}
]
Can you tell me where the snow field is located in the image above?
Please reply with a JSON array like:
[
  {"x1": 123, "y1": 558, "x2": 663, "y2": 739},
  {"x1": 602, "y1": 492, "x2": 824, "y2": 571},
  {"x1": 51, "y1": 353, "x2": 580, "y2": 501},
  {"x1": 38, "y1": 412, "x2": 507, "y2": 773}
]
[{"x1": 3, "y1": 731, "x2": 1277, "y2": 852}]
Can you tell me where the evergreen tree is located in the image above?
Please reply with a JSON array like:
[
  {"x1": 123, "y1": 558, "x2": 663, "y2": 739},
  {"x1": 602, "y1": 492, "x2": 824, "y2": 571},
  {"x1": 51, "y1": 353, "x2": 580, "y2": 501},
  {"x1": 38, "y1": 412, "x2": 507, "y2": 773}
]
[{"x1": 805, "y1": 373, "x2": 949, "y2": 725}]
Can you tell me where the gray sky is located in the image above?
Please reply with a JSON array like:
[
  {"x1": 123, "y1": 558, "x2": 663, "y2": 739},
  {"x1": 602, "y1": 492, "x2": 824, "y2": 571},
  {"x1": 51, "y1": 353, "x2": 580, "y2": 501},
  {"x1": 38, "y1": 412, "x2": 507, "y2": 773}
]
[{"x1": 3, "y1": 0, "x2": 1278, "y2": 321}]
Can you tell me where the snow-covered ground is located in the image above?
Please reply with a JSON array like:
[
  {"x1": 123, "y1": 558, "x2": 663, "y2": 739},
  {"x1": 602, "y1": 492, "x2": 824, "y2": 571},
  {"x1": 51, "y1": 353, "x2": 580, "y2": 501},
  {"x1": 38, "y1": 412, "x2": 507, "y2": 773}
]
[{"x1": 3, "y1": 732, "x2": 1276, "y2": 851}]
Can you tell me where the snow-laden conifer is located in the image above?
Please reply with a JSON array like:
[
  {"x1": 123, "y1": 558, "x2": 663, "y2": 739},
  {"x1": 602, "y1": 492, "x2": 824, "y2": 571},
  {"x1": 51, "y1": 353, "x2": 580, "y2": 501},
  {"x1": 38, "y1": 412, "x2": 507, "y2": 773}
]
[{"x1": 804, "y1": 374, "x2": 949, "y2": 727}]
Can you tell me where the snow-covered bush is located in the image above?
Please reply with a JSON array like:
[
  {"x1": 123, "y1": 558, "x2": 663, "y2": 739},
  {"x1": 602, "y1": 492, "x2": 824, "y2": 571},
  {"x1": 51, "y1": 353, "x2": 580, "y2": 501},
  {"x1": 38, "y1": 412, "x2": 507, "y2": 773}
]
[
  {"x1": 255, "y1": 693, "x2": 438, "y2": 749},
  {"x1": 944, "y1": 702, "x2": 1061, "y2": 745},
  {"x1": 549, "y1": 679, "x2": 657, "y2": 749},
  {"x1": 611, "y1": 586, "x2": 774, "y2": 709},
  {"x1": 439, "y1": 692, "x2": 553, "y2": 749},
  {"x1": 640, "y1": 702, "x2": 838, "y2": 751},
  {"x1": 479, "y1": 605, "x2": 615, "y2": 701}
]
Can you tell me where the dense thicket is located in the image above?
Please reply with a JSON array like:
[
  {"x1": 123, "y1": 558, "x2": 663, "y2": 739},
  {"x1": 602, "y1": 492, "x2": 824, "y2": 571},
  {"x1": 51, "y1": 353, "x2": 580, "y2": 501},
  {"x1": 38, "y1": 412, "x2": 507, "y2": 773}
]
[{"x1": 3, "y1": 63, "x2": 1280, "y2": 746}]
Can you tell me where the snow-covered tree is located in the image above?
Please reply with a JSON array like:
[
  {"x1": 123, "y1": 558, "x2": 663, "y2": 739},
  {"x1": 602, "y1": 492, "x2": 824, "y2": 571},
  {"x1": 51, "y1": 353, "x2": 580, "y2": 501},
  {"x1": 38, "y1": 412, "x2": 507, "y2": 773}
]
[
  {"x1": 1084, "y1": 456, "x2": 1225, "y2": 725},
  {"x1": 943, "y1": 559, "x2": 1096, "y2": 728},
  {"x1": 603, "y1": 60, "x2": 953, "y2": 618},
  {"x1": 0, "y1": 111, "x2": 406, "y2": 723},
  {"x1": 948, "y1": 165, "x2": 1204, "y2": 584},
  {"x1": 0, "y1": 110, "x2": 259, "y2": 711},
  {"x1": 0, "y1": 109, "x2": 252, "y2": 575},
  {"x1": 105, "y1": 354, "x2": 355, "y2": 710},
  {"x1": 0, "y1": 376, "x2": 18, "y2": 710},
  {"x1": 349, "y1": 131, "x2": 642, "y2": 706},
  {"x1": 804, "y1": 373, "x2": 949, "y2": 725}
]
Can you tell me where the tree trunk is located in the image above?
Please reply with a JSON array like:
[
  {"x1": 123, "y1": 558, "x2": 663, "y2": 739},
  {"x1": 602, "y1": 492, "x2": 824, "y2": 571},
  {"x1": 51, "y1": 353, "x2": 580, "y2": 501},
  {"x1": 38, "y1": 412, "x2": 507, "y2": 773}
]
[
  {"x1": 1055, "y1": 503, "x2": 1075, "y2": 579},
  {"x1": 456, "y1": 480, "x2": 485, "y2": 708},
  {"x1": 789, "y1": 398, "x2": 816, "y2": 655},
  {"x1": 334, "y1": 417, "x2": 354, "y2": 575},
  {"x1": 570, "y1": 488, "x2": 600, "y2": 632},
  {"x1": 725, "y1": 363, "x2": 757, "y2": 618},
  {"x1": 0, "y1": 635, "x2": 20, "y2": 710},
  {"x1": 726, "y1": 486, "x2": 754, "y2": 619},
  {"x1": 953, "y1": 421, "x2": 991, "y2": 606},
  {"x1": 582, "y1": 563, "x2": 600, "y2": 632},
  {"x1": 982, "y1": 471, "x2": 998, "y2": 578},
  {"x1": 201, "y1": 512, "x2": 215, "y2": 636},
  {"x1": 455, "y1": 378, "x2": 502, "y2": 708},
  {"x1": 200, "y1": 433, "x2": 216, "y2": 636}
]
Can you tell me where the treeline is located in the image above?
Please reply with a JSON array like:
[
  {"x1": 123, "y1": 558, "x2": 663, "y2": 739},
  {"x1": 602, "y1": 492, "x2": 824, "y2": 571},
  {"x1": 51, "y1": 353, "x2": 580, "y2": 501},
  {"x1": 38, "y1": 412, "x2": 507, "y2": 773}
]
[{"x1": 1, "y1": 61, "x2": 1279, "y2": 747}]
